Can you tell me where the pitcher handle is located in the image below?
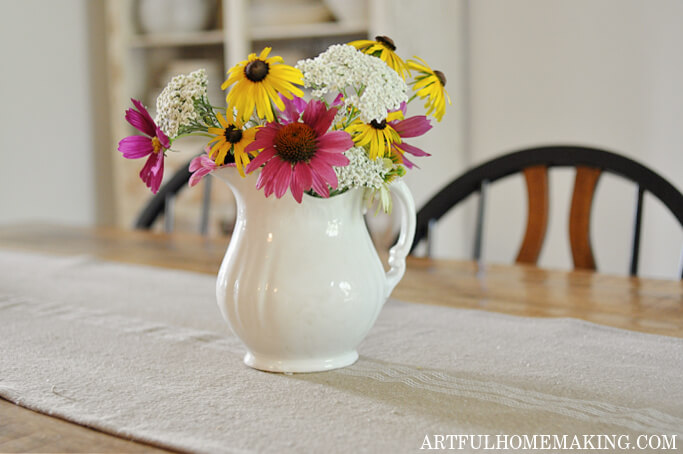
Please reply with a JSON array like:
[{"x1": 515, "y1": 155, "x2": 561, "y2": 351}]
[{"x1": 384, "y1": 180, "x2": 416, "y2": 300}]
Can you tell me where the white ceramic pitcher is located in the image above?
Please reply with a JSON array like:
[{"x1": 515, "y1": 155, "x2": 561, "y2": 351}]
[{"x1": 213, "y1": 167, "x2": 416, "y2": 373}]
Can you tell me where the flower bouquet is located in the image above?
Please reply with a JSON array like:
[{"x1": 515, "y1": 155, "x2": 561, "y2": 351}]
[
  {"x1": 118, "y1": 36, "x2": 450, "y2": 372},
  {"x1": 118, "y1": 36, "x2": 449, "y2": 212}
]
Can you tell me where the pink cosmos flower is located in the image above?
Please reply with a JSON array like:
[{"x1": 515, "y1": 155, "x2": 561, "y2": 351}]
[
  {"x1": 117, "y1": 99, "x2": 170, "y2": 194},
  {"x1": 189, "y1": 152, "x2": 219, "y2": 187},
  {"x1": 245, "y1": 97, "x2": 353, "y2": 202},
  {"x1": 389, "y1": 103, "x2": 433, "y2": 168}
]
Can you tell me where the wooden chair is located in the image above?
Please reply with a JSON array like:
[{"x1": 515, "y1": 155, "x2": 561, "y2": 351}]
[{"x1": 410, "y1": 145, "x2": 683, "y2": 277}]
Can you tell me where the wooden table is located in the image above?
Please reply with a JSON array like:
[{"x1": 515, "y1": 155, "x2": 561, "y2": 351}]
[{"x1": 0, "y1": 224, "x2": 681, "y2": 453}]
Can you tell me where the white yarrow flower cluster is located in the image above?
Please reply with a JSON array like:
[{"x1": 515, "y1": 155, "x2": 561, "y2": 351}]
[
  {"x1": 296, "y1": 45, "x2": 408, "y2": 123},
  {"x1": 155, "y1": 69, "x2": 208, "y2": 138},
  {"x1": 335, "y1": 146, "x2": 389, "y2": 191}
]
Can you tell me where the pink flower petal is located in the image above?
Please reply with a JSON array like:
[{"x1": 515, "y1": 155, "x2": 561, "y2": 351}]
[
  {"x1": 309, "y1": 155, "x2": 339, "y2": 189},
  {"x1": 201, "y1": 155, "x2": 216, "y2": 167},
  {"x1": 289, "y1": 171, "x2": 304, "y2": 203},
  {"x1": 118, "y1": 136, "x2": 153, "y2": 158},
  {"x1": 155, "y1": 126, "x2": 170, "y2": 148},
  {"x1": 293, "y1": 162, "x2": 313, "y2": 191},
  {"x1": 316, "y1": 131, "x2": 354, "y2": 154},
  {"x1": 310, "y1": 170, "x2": 329, "y2": 198},
  {"x1": 139, "y1": 152, "x2": 165, "y2": 194},
  {"x1": 331, "y1": 92, "x2": 344, "y2": 107},
  {"x1": 393, "y1": 115, "x2": 432, "y2": 138},
  {"x1": 316, "y1": 151, "x2": 350, "y2": 167},
  {"x1": 189, "y1": 155, "x2": 205, "y2": 172},
  {"x1": 264, "y1": 159, "x2": 286, "y2": 197},
  {"x1": 256, "y1": 160, "x2": 272, "y2": 190},
  {"x1": 395, "y1": 142, "x2": 431, "y2": 157},
  {"x1": 258, "y1": 158, "x2": 282, "y2": 195},
  {"x1": 189, "y1": 167, "x2": 210, "y2": 187},
  {"x1": 302, "y1": 98, "x2": 322, "y2": 125},
  {"x1": 127, "y1": 99, "x2": 157, "y2": 137},
  {"x1": 400, "y1": 154, "x2": 417, "y2": 169},
  {"x1": 303, "y1": 100, "x2": 337, "y2": 137},
  {"x1": 245, "y1": 124, "x2": 280, "y2": 153},
  {"x1": 274, "y1": 161, "x2": 293, "y2": 198},
  {"x1": 259, "y1": 122, "x2": 282, "y2": 136},
  {"x1": 290, "y1": 163, "x2": 313, "y2": 203},
  {"x1": 189, "y1": 154, "x2": 216, "y2": 186},
  {"x1": 246, "y1": 147, "x2": 277, "y2": 173},
  {"x1": 393, "y1": 142, "x2": 431, "y2": 169},
  {"x1": 278, "y1": 94, "x2": 305, "y2": 124},
  {"x1": 292, "y1": 96, "x2": 307, "y2": 113},
  {"x1": 290, "y1": 183, "x2": 303, "y2": 203},
  {"x1": 255, "y1": 171, "x2": 267, "y2": 191}
]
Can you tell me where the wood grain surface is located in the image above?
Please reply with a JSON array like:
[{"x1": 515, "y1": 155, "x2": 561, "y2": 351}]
[{"x1": 0, "y1": 224, "x2": 681, "y2": 453}]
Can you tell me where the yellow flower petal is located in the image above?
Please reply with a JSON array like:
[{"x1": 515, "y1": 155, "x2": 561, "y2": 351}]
[
  {"x1": 265, "y1": 55, "x2": 284, "y2": 65},
  {"x1": 209, "y1": 140, "x2": 224, "y2": 158},
  {"x1": 348, "y1": 39, "x2": 374, "y2": 49},
  {"x1": 215, "y1": 143, "x2": 231, "y2": 165},
  {"x1": 259, "y1": 47, "x2": 272, "y2": 60}
]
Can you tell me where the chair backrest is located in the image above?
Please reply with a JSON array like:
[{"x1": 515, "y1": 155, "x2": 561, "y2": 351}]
[
  {"x1": 411, "y1": 145, "x2": 683, "y2": 277},
  {"x1": 135, "y1": 156, "x2": 213, "y2": 235}
]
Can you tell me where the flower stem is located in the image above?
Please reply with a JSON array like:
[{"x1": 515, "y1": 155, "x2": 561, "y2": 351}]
[{"x1": 172, "y1": 132, "x2": 213, "y2": 142}]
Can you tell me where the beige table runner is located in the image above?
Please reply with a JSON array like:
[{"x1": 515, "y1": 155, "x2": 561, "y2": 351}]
[{"x1": 1, "y1": 250, "x2": 681, "y2": 453}]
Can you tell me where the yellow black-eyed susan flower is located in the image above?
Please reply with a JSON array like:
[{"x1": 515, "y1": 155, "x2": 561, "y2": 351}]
[
  {"x1": 346, "y1": 110, "x2": 403, "y2": 160},
  {"x1": 207, "y1": 110, "x2": 259, "y2": 177},
  {"x1": 221, "y1": 47, "x2": 304, "y2": 123},
  {"x1": 406, "y1": 57, "x2": 451, "y2": 122}
]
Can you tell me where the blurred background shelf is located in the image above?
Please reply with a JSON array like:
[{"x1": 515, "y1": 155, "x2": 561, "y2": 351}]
[
  {"x1": 128, "y1": 22, "x2": 368, "y2": 49},
  {"x1": 251, "y1": 21, "x2": 368, "y2": 41},
  {"x1": 129, "y1": 29, "x2": 225, "y2": 48}
]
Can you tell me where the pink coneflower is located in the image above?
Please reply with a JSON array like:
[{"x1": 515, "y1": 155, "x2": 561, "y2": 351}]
[
  {"x1": 245, "y1": 98, "x2": 353, "y2": 202},
  {"x1": 389, "y1": 103, "x2": 432, "y2": 168},
  {"x1": 117, "y1": 99, "x2": 170, "y2": 194}
]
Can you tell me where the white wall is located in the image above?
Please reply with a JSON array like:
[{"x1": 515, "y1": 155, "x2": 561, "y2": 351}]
[
  {"x1": 371, "y1": 0, "x2": 469, "y2": 257},
  {"x1": 467, "y1": 0, "x2": 683, "y2": 279},
  {"x1": 0, "y1": 0, "x2": 97, "y2": 226}
]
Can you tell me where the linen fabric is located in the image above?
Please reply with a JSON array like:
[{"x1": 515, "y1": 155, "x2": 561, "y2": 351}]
[{"x1": 0, "y1": 250, "x2": 681, "y2": 453}]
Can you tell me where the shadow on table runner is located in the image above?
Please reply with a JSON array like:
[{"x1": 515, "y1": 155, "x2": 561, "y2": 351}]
[{"x1": 294, "y1": 358, "x2": 683, "y2": 436}]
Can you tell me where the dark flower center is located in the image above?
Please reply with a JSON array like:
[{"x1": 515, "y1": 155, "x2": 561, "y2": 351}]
[
  {"x1": 376, "y1": 35, "x2": 396, "y2": 51},
  {"x1": 370, "y1": 119, "x2": 387, "y2": 130},
  {"x1": 274, "y1": 123, "x2": 318, "y2": 163},
  {"x1": 245, "y1": 59, "x2": 269, "y2": 82},
  {"x1": 434, "y1": 70, "x2": 447, "y2": 87},
  {"x1": 224, "y1": 125, "x2": 243, "y2": 143}
]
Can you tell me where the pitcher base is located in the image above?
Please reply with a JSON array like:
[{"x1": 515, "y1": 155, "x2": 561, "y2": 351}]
[{"x1": 244, "y1": 351, "x2": 359, "y2": 373}]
